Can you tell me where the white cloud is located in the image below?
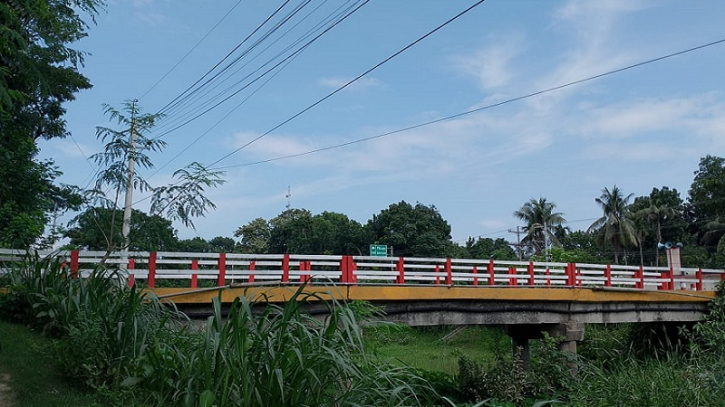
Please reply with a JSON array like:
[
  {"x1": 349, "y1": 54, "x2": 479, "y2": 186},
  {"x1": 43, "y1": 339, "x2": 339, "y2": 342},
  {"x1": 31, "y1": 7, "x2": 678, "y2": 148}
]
[{"x1": 451, "y1": 33, "x2": 525, "y2": 90}]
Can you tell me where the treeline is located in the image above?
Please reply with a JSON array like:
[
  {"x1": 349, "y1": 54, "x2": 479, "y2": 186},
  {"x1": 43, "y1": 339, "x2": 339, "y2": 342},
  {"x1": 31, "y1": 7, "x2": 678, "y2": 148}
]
[
  {"x1": 64, "y1": 155, "x2": 725, "y2": 269},
  {"x1": 65, "y1": 201, "x2": 512, "y2": 260}
]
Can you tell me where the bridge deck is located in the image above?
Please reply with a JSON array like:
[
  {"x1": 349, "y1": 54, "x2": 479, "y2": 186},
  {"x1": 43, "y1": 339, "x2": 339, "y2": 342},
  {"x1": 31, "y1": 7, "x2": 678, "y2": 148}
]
[{"x1": 152, "y1": 285, "x2": 715, "y2": 304}]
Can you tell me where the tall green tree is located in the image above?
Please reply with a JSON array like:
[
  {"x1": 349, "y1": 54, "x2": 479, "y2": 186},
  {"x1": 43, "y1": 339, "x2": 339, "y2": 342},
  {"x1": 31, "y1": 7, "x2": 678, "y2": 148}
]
[
  {"x1": 588, "y1": 185, "x2": 638, "y2": 264},
  {"x1": 309, "y1": 211, "x2": 367, "y2": 255},
  {"x1": 689, "y1": 156, "x2": 725, "y2": 255},
  {"x1": 268, "y1": 209, "x2": 314, "y2": 254},
  {"x1": 461, "y1": 237, "x2": 516, "y2": 260},
  {"x1": 88, "y1": 101, "x2": 225, "y2": 253},
  {"x1": 234, "y1": 218, "x2": 271, "y2": 254},
  {"x1": 208, "y1": 236, "x2": 235, "y2": 253},
  {"x1": 65, "y1": 207, "x2": 177, "y2": 251},
  {"x1": 0, "y1": 0, "x2": 103, "y2": 247},
  {"x1": 366, "y1": 201, "x2": 453, "y2": 257},
  {"x1": 513, "y1": 197, "x2": 566, "y2": 258}
]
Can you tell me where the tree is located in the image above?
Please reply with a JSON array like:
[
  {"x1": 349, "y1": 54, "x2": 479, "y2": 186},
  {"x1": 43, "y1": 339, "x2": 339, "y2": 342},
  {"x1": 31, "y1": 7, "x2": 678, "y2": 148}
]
[
  {"x1": 513, "y1": 197, "x2": 566, "y2": 258},
  {"x1": 234, "y1": 218, "x2": 271, "y2": 254},
  {"x1": 309, "y1": 212, "x2": 367, "y2": 255},
  {"x1": 208, "y1": 236, "x2": 235, "y2": 253},
  {"x1": 588, "y1": 185, "x2": 638, "y2": 264},
  {"x1": 366, "y1": 201, "x2": 453, "y2": 257},
  {"x1": 630, "y1": 187, "x2": 685, "y2": 266},
  {"x1": 268, "y1": 209, "x2": 314, "y2": 254},
  {"x1": 89, "y1": 101, "x2": 225, "y2": 253},
  {"x1": 66, "y1": 207, "x2": 177, "y2": 251},
  {"x1": 689, "y1": 156, "x2": 725, "y2": 254},
  {"x1": 177, "y1": 237, "x2": 210, "y2": 253},
  {"x1": 461, "y1": 237, "x2": 516, "y2": 260},
  {"x1": 0, "y1": 0, "x2": 103, "y2": 247}
]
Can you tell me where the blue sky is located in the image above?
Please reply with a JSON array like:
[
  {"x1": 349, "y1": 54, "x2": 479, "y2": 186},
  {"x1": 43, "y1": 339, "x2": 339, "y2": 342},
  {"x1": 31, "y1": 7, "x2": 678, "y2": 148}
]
[{"x1": 42, "y1": 0, "x2": 725, "y2": 245}]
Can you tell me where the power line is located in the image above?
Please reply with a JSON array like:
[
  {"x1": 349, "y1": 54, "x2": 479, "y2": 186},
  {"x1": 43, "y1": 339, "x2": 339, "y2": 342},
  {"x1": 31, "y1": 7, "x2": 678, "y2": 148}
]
[
  {"x1": 137, "y1": 0, "x2": 247, "y2": 101},
  {"x1": 155, "y1": 0, "x2": 295, "y2": 116},
  {"x1": 216, "y1": 37, "x2": 725, "y2": 170},
  {"x1": 149, "y1": 0, "x2": 369, "y2": 141},
  {"x1": 207, "y1": 0, "x2": 489, "y2": 169},
  {"x1": 148, "y1": 0, "x2": 356, "y2": 137}
]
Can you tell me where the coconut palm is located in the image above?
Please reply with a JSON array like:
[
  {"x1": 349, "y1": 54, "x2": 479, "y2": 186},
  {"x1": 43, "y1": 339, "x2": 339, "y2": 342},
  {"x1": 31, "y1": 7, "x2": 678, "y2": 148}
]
[
  {"x1": 588, "y1": 185, "x2": 638, "y2": 264},
  {"x1": 513, "y1": 197, "x2": 566, "y2": 258},
  {"x1": 636, "y1": 204, "x2": 678, "y2": 244}
]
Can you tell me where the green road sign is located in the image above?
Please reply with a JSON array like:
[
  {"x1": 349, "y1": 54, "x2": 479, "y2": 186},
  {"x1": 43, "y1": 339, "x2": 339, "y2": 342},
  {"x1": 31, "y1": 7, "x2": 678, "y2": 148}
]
[{"x1": 369, "y1": 244, "x2": 388, "y2": 257}]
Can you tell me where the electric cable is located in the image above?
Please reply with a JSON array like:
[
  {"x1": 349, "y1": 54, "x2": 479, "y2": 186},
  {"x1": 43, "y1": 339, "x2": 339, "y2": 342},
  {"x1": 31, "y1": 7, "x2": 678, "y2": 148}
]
[
  {"x1": 216, "y1": 37, "x2": 725, "y2": 170},
  {"x1": 208, "y1": 0, "x2": 489, "y2": 169}
]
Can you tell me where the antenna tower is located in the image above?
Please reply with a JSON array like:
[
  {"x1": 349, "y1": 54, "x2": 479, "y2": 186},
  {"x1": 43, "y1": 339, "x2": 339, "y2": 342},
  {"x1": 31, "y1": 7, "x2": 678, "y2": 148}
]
[{"x1": 285, "y1": 186, "x2": 291, "y2": 210}]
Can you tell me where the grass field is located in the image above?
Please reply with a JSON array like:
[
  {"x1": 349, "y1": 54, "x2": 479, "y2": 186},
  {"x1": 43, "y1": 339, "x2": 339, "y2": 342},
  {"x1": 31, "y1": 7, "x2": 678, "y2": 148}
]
[
  {"x1": 0, "y1": 321, "x2": 105, "y2": 407},
  {"x1": 363, "y1": 324, "x2": 512, "y2": 375}
]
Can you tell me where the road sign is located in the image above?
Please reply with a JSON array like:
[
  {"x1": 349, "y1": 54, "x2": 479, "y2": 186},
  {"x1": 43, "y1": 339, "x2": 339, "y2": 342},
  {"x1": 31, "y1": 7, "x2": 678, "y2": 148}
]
[{"x1": 369, "y1": 244, "x2": 387, "y2": 257}]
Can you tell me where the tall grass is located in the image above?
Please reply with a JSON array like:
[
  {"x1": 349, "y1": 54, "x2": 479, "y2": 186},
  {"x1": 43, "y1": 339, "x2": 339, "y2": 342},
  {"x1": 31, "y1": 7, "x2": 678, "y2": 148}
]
[{"x1": 0, "y1": 256, "x2": 436, "y2": 406}]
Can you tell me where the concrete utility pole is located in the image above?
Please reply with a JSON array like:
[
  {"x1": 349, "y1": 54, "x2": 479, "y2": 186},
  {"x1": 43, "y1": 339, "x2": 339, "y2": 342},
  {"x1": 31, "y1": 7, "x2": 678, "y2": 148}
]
[
  {"x1": 508, "y1": 226, "x2": 524, "y2": 261},
  {"x1": 121, "y1": 99, "x2": 138, "y2": 266}
]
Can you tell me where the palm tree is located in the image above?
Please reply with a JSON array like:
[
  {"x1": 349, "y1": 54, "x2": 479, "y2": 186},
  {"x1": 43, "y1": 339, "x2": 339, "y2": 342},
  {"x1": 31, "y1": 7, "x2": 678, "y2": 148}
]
[
  {"x1": 636, "y1": 204, "x2": 678, "y2": 244},
  {"x1": 513, "y1": 197, "x2": 566, "y2": 258},
  {"x1": 588, "y1": 186, "x2": 638, "y2": 264}
]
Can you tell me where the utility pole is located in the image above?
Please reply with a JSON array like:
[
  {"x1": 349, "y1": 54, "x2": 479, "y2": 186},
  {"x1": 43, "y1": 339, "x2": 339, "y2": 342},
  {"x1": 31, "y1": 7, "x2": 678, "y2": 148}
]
[
  {"x1": 121, "y1": 99, "x2": 138, "y2": 267},
  {"x1": 544, "y1": 221, "x2": 550, "y2": 262},
  {"x1": 508, "y1": 226, "x2": 524, "y2": 261}
]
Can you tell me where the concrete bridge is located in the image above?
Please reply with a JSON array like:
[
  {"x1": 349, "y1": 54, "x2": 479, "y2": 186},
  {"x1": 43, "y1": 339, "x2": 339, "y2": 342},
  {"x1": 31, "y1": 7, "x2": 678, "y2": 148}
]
[{"x1": 2, "y1": 249, "x2": 723, "y2": 364}]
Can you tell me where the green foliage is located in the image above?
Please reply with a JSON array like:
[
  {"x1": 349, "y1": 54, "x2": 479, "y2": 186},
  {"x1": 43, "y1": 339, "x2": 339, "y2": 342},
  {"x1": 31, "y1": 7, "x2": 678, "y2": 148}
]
[
  {"x1": 66, "y1": 207, "x2": 178, "y2": 251},
  {"x1": 0, "y1": 0, "x2": 102, "y2": 247},
  {"x1": 457, "y1": 354, "x2": 531, "y2": 404},
  {"x1": 151, "y1": 162, "x2": 226, "y2": 230},
  {"x1": 588, "y1": 185, "x2": 638, "y2": 264},
  {"x1": 366, "y1": 200, "x2": 453, "y2": 257},
  {"x1": 1, "y1": 256, "x2": 435, "y2": 406},
  {"x1": 513, "y1": 197, "x2": 566, "y2": 258},
  {"x1": 459, "y1": 237, "x2": 517, "y2": 260},
  {"x1": 267, "y1": 209, "x2": 368, "y2": 255},
  {"x1": 234, "y1": 217, "x2": 271, "y2": 253}
]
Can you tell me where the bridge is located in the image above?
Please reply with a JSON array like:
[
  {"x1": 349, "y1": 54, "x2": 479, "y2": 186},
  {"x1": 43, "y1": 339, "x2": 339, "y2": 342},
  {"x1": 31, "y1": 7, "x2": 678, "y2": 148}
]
[{"x1": 2, "y1": 249, "x2": 723, "y2": 364}]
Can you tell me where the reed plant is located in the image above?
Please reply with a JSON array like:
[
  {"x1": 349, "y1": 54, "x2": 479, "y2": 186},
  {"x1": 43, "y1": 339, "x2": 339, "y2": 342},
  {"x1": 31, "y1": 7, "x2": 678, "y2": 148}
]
[{"x1": 132, "y1": 288, "x2": 434, "y2": 407}]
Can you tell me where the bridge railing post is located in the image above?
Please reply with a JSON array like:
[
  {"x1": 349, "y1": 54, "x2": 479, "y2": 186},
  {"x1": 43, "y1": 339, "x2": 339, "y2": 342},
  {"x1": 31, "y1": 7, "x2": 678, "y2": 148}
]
[
  {"x1": 248, "y1": 261, "x2": 256, "y2": 283},
  {"x1": 445, "y1": 258, "x2": 452, "y2": 285},
  {"x1": 472, "y1": 265, "x2": 478, "y2": 286},
  {"x1": 350, "y1": 256, "x2": 357, "y2": 284},
  {"x1": 396, "y1": 257, "x2": 405, "y2": 284},
  {"x1": 566, "y1": 263, "x2": 575, "y2": 286},
  {"x1": 527, "y1": 262, "x2": 534, "y2": 286},
  {"x1": 282, "y1": 253, "x2": 290, "y2": 283},
  {"x1": 604, "y1": 265, "x2": 612, "y2": 287},
  {"x1": 217, "y1": 253, "x2": 227, "y2": 287},
  {"x1": 695, "y1": 268, "x2": 702, "y2": 291},
  {"x1": 340, "y1": 256, "x2": 349, "y2": 284},
  {"x1": 70, "y1": 250, "x2": 79, "y2": 278},
  {"x1": 127, "y1": 258, "x2": 135, "y2": 287},
  {"x1": 487, "y1": 260, "x2": 494, "y2": 286},
  {"x1": 148, "y1": 252, "x2": 157, "y2": 288},
  {"x1": 191, "y1": 259, "x2": 199, "y2": 288},
  {"x1": 508, "y1": 266, "x2": 517, "y2": 286}
]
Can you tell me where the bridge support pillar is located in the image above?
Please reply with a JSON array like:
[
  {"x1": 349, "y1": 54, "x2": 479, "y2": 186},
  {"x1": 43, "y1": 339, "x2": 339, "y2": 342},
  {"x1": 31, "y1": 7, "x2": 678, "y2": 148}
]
[
  {"x1": 504, "y1": 324, "x2": 545, "y2": 371},
  {"x1": 547, "y1": 322, "x2": 585, "y2": 354},
  {"x1": 505, "y1": 322, "x2": 585, "y2": 372}
]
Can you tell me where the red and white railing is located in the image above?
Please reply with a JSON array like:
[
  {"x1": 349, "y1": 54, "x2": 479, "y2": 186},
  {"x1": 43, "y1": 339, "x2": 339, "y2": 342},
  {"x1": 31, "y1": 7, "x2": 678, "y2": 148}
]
[{"x1": 1, "y1": 249, "x2": 723, "y2": 291}]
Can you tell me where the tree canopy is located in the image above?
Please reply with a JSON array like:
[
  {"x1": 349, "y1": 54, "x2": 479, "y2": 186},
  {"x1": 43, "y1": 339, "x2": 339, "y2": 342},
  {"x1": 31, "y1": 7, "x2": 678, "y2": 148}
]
[
  {"x1": 66, "y1": 207, "x2": 177, "y2": 252},
  {"x1": 366, "y1": 201, "x2": 453, "y2": 257},
  {"x1": 0, "y1": 0, "x2": 102, "y2": 248}
]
